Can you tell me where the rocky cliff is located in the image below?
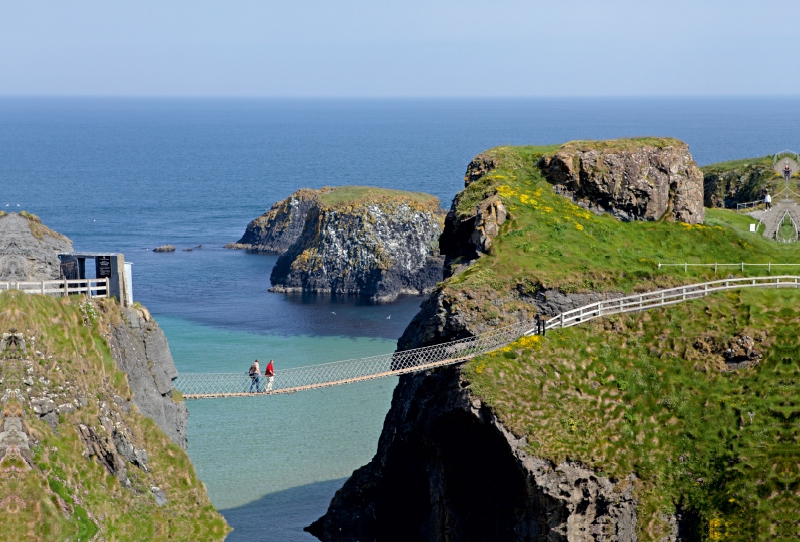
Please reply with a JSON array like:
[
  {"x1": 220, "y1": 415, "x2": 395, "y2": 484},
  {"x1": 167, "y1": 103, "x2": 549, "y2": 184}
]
[
  {"x1": 107, "y1": 305, "x2": 189, "y2": 449},
  {"x1": 0, "y1": 212, "x2": 189, "y2": 448},
  {"x1": 701, "y1": 157, "x2": 779, "y2": 208},
  {"x1": 541, "y1": 139, "x2": 704, "y2": 224},
  {"x1": 306, "y1": 365, "x2": 638, "y2": 542},
  {"x1": 308, "y1": 141, "x2": 788, "y2": 541},
  {"x1": 227, "y1": 188, "x2": 330, "y2": 253},
  {"x1": 0, "y1": 211, "x2": 72, "y2": 281},
  {"x1": 0, "y1": 293, "x2": 228, "y2": 540},
  {"x1": 269, "y1": 187, "x2": 445, "y2": 303}
]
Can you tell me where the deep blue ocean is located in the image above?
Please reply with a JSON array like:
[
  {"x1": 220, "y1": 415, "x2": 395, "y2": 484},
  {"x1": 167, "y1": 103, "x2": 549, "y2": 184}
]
[{"x1": 4, "y1": 97, "x2": 800, "y2": 540}]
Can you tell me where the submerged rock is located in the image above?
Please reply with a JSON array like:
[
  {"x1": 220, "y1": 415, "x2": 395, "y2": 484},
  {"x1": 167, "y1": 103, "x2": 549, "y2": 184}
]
[{"x1": 153, "y1": 245, "x2": 175, "y2": 252}]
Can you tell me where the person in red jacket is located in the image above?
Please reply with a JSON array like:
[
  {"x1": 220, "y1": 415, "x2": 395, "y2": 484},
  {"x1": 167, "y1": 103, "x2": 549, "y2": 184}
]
[{"x1": 264, "y1": 360, "x2": 275, "y2": 392}]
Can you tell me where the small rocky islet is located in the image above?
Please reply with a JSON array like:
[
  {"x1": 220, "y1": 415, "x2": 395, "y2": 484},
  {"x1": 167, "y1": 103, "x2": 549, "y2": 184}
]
[
  {"x1": 307, "y1": 139, "x2": 800, "y2": 541},
  {"x1": 229, "y1": 185, "x2": 447, "y2": 303}
]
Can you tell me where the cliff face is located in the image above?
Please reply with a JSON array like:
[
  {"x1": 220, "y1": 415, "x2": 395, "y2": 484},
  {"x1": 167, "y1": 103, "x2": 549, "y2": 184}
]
[
  {"x1": 227, "y1": 188, "x2": 330, "y2": 253},
  {"x1": 306, "y1": 366, "x2": 638, "y2": 542},
  {"x1": 701, "y1": 157, "x2": 778, "y2": 208},
  {"x1": 541, "y1": 139, "x2": 704, "y2": 224},
  {"x1": 106, "y1": 305, "x2": 189, "y2": 449},
  {"x1": 270, "y1": 189, "x2": 445, "y2": 303},
  {"x1": 0, "y1": 293, "x2": 228, "y2": 540},
  {"x1": 0, "y1": 212, "x2": 72, "y2": 281},
  {"x1": 310, "y1": 140, "x2": 729, "y2": 542}
]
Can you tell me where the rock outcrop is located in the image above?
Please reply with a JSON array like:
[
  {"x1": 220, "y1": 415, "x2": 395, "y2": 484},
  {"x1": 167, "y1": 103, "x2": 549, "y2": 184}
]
[
  {"x1": 0, "y1": 212, "x2": 72, "y2": 281},
  {"x1": 227, "y1": 188, "x2": 329, "y2": 253},
  {"x1": 541, "y1": 139, "x2": 705, "y2": 224},
  {"x1": 701, "y1": 157, "x2": 778, "y2": 208},
  {"x1": 107, "y1": 305, "x2": 188, "y2": 449},
  {"x1": 307, "y1": 365, "x2": 638, "y2": 542},
  {"x1": 269, "y1": 188, "x2": 445, "y2": 303}
]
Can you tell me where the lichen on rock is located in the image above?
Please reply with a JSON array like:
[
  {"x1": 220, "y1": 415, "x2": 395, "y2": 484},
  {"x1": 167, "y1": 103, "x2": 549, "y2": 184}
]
[
  {"x1": 541, "y1": 138, "x2": 705, "y2": 224},
  {"x1": 268, "y1": 187, "x2": 446, "y2": 303},
  {"x1": 228, "y1": 187, "x2": 331, "y2": 253}
]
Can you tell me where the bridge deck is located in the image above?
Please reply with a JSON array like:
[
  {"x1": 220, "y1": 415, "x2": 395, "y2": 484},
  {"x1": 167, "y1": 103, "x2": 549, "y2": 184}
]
[{"x1": 175, "y1": 275, "x2": 800, "y2": 399}]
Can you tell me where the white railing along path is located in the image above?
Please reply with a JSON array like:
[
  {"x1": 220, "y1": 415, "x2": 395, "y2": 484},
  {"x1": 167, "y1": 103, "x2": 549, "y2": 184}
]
[
  {"x1": 0, "y1": 278, "x2": 109, "y2": 298},
  {"x1": 175, "y1": 275, "x2": 800, "y2": 399}
]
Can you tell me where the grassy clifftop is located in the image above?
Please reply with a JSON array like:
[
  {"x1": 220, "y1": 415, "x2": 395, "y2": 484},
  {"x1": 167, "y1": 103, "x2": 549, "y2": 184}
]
[
  {"x1": 316, "y1": 186, "x2": 440, "y2": 209},
  {"x1": 466, "y1": 289, "x2": 799, "y2": 540},
  {"x1": 446, "y1": 144, "x2": 800, "y2": 308},
  {"x1": 0, "y1": 292, "x2": 228, "y2": 541},
  {"x1": 435, "y1": 142, "x2": 800, "y2": 539}
]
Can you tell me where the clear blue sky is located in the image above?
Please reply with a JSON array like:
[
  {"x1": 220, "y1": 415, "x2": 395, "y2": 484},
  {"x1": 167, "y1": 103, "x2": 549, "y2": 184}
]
[{"x1": 0, "y1": 0, "x2": 795, "y2": 97}]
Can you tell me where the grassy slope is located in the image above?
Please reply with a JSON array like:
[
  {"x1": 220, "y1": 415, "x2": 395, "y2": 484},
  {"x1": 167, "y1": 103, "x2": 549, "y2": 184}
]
[
  {"x1": 0, "y1": 292, "x2": 229, "y2": 541},
  {"x1": 465, "y1": 290, "x2": 799, "y2": 541},
  {"x1": 439, "y1": 141, "x2": 800, "y2": 540},
  {"x1": 317, "y1": 186, "x2": 440, "y2": 208}
]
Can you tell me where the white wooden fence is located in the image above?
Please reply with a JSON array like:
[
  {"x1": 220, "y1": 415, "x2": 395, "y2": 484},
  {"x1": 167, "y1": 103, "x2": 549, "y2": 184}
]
[
  {"x1": 547, "y1": 275, "x2": 800, "y2": 330},
  {"x1": 0, "y1": 278, "x2": 109, "y2": 298}
]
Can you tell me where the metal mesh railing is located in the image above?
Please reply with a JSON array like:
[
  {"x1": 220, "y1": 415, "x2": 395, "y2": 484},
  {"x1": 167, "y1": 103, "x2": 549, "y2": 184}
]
[
  {"x1": 175, "y1": 319, "x2": 535, "y2": 398},
  {"x1": 175, "y1": 275, "x2": 800, "y2": 398}
]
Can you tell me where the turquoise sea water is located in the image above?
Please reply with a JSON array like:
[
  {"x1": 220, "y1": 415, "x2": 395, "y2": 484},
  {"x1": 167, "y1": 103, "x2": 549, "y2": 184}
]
[{"x1": 7, "y1": 97, "x2": 800, "y2": 539}]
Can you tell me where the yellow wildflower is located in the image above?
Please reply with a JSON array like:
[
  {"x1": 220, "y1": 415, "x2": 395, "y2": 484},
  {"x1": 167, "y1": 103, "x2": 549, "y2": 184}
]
[{"x1": 575, "y1": 223, "x2": 584, "y2": 231}]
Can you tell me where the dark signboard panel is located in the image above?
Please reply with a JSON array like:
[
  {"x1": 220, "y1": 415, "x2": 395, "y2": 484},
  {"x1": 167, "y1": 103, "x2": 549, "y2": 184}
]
[
  {"x1": 60, "y1": 259, "x2": 78, "y2": 280},
  {"x1": 96, "y1": 256, "x2": 112, "y2": 278}
]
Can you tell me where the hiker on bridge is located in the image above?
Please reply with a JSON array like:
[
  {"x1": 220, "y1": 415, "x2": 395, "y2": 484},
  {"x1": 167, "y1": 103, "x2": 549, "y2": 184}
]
[
  {"x1": 264, "y1": 360, "x2": 275, "y2": 392},
  {"x1": 785, "y1": 162, "x2": 792, "y2": 182},
  {"x1": 248, "y1": 359, "x2": 261, "y2": 393},
  {"x1": 764, "y1": 191, "x2": 772, "y2": 210}
]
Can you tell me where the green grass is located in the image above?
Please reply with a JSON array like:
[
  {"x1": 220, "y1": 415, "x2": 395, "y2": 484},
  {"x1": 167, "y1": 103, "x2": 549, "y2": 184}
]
[
  {"x1": 436, "y1": 142, "x2": 800, "y2": 540},
  {"x1": 701, "y1": 155, "x2": 774, "y2": 172},
  {"x1": 316, "y1": 186, "x2": 440, "y2": 208},
  {"x1": 464, "y1": 289, "x2": 800, "y2": 541},
  {"x1": 0, "y1": 292, "x2": 229, "y2": 541},
  {"x1": 445, "y1": 146, "x2": 800, "y2": 310}
]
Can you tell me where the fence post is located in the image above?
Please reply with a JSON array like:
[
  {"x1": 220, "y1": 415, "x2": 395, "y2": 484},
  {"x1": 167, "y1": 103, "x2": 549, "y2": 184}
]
[
  {"x1": 768, "y1": 262, "x2": 771, "y2": 272},
  {"x1": 560, "y1": 313, "x2": 564, "y2": 328},
  {"x1": 714, "y1": 263, "x2": 717, "y2": 274},
  {"x1": 684, "y1": 263, "x2": 687, "y2": 273},
  {"x1": 41, "y1": 281, "x2": 45, "y2": 295},
  {"x1": 63, "y1": 278, "x2": 68, "y2": 297},
  {"x1": 741, "y1": 262, "x2": 744, "y2": 272}
]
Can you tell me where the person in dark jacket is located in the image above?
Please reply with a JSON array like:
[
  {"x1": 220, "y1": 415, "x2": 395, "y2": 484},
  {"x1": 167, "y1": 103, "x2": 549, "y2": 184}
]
[{"x1": 248, "y1": 359, "x2": 261, "y2": 393}]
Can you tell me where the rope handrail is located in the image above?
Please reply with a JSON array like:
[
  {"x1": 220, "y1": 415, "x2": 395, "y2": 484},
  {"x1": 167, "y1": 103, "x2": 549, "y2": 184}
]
[{"x1": 175, "y1": 275, "x2": 800, "y2": 399}]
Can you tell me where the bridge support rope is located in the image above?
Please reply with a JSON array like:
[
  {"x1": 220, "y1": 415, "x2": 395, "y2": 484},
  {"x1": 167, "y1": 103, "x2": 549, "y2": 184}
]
[{"x1": 175, "y1": 275, "x2": 800, "y2": 399}]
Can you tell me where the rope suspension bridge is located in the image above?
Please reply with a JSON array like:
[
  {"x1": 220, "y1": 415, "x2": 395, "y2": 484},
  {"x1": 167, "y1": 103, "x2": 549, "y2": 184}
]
[{"x1": 174, "y1": 275, "x2": 800, "y2": 399}]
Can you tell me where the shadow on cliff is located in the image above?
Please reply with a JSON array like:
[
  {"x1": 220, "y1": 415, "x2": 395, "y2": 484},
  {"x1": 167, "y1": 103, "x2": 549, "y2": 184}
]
[{"x1": 220, "y1": 478, "x2": 347, "y2": 542}]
